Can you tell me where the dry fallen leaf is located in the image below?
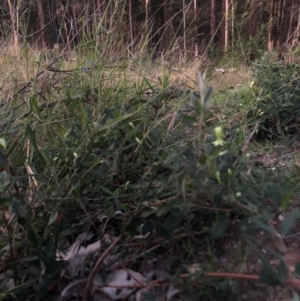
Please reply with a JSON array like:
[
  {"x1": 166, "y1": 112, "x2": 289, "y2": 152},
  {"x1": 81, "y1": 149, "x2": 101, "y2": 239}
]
[
  {"x1": 57, "y1": 233, "x2": 101, "y2": 277},
  {"x1": 98, "y1": 269, "x2": 145, "y2": 300}
]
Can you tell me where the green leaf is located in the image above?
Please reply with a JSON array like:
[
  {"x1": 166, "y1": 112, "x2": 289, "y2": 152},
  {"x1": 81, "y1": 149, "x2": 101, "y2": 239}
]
[
  {"x1": 142, "y1": 209, "x2": 156, "y2": 218},
  {"x1": 151, "y1": 220, "x2": 172, "y2": 240},
  {"x1": 141, "y1": 292, "x2": 157, "y2": 301},
  {"x1": 155, "y1": 205, "x2": 169, "y2": 218},
  {"x1": 11, "y1": 200, "x2": 30, "y2": 224},
  {"x1": 67, "y1": 174, "x2": 81, "y2": 196},
  {"x1": 0, "y1": 170, "x2": 10, "y2": 190},
  {"x1": 157, "y1": 174, "x2": 170, "y2": 189},
  {"x1": 294, "y1": 165, "x2": 300, "y2": 178},
  {"x1": 277, "y1": 258, "x2": 289, "y2": 283},
  {"x1": 1, "y1": 279, "x2": 38, "y2": 295},
  {"x1": 0, "y1": 152, "x2": 8, "y2": 168},
  {"x1": 294, "y1": 262, "x2": 300, "y2": 276},
  {"x1": 38, "y1": 271, "x2": 60, "y2": 299},
  {"x1": 99, "y1": 185, "x2": 114, "y2": 196},
  {"x1": 256, "y1": 251, "x2": 283, "y2": 285},
  {"x1": 36, "y1": 243, "x2": 56, "y2": 270},
  {"x1": 248, "y1": 216, "x2": 273, "y2": 233},
  {"x1": 259, "y1": 272, "x2": 281, "y2": 286},
  {"x1": 178, "y1": 114, "x2": 197, "y2": 127},
  {"x1": 94, "y1": 113, "x2": 135, "y2": 133},
  {"x1": 142, "y1": 220, "x2": 154, "y2": 235},
  {"x1": 164, "y1": 215, "x2": 182, "y2": 232},
  {"x1": 79, "y1": 103, "x2": 87, "y2": 123},
  {"x1": 27, "y1": 229, "x2": 39, "y2": 247},
  {"x1": 280, "y1": 195, "x2": 290, "y2": 209},
  {"x1": 292, "y1": 291, "x2": 300, "y2": 301},
  {"x1": 0, "y1": 138, "x2": 6, "y2": 149},
  {"x1": 280, "y1": 210, "x2": 300, "y2": 237},
  {"x1": 210, "y1": 215, "x2": 229, "y2": 240},
  {"x1": 124, "y1": 217, "x2": 141, "y2": 236},
  {"x1": 0, "y1": 196, "x2": 10, "y2": 205},
  {"x1": 190, "y1": 93, "x2": 202, "y2": 115},
  {"x1": 29, "y1": 95, "x2": 42, "y2": 119},
  {"x1": 143, "y1": 77, "x2": 155, "y2": 93},
  {"x1": 203, "y1": 86, "x2": 213, "y2": 107},
  {"x1": 25, "y1": 125, "x2": 44, "y2": 163},
  {"x1": 98, "y1": 162, "x2": 109, "y2": 178},
  {"x1": 48, "y1": 211, "x2": 58, "y2": 226}
]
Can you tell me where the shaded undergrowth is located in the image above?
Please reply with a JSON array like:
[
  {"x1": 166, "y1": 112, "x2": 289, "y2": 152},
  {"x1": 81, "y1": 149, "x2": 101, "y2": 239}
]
[{"x1": 1, "y1": 49, "x2": 300, "y2": 301}]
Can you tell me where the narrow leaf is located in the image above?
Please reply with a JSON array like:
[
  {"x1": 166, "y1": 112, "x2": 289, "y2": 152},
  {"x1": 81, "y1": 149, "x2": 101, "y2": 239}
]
[
  {"x1": 151, "y1": 220, "x2": 172, "y2": 240},
  {"x1": 292, "y1": 291, "x2": 300, "y2": 301},
  {"x1": 248, "y1": 216, "x2": 273, "y2": 233},
  {"x1": 281, "y1": 210, "x2": 300, "y2": 237},
  {"x1": 30, "y1": 95, "x2": 42, "y2": 119},
  {"x1": 203, "y1": 86, "x2": 213, "y2": 107},
  {"x1": 11, "y1": 200, "x2": 30, "y2": 224},
  {"x1": 48, "y1": 211, "x2": 59, "y2": 226},
  {"x1": 142, "y1": 292, "x2": 157, "y2": 301},
  {"x1": 210, "y1": 215, "x2": 230, "y2": 240},
  {"x1": 256, "y1": 251, "x2": 282, "y2": 285},
  {"x1": 27, "y1": 229, "x2": 39, "y2": 247}
]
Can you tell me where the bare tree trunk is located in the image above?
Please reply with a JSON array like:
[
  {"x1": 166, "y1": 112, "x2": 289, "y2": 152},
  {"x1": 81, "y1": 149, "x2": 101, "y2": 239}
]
[
  {"x1": 193, "y1": 0, "x2": 198, "y2": 57},
  {"x1": 97, "y1": 0, "x2": 103, "y2": 17},
  {"x1": 268, "y1": 0, "x2": 276, "y2": 51},
  {"x1": 129, "y1": 0, "x2": 134, "y2": 51},
  {"x1": 71, "y1": 0, "x2": 79, "y2": 46},
  {"x1": 231, "y1": 0, "x2": 234, "y2": 47},
  {"x1": 163, "y1": 0, "x2": 169, "y2": 51},
  {"x1": 295, "y1": 6, "x2": 300, "y2": 45},
  {"x1": 60, "y1": 0, "x2": 72, "y2": 50},
  {"x1": 6, "y1": 0, "x2": 18, "y2": 50},
  {"x1": 49, "y1": 0, "x2": 59, "y2": 45},
  {"x1": 96, "y1": 0, "x2": 106, "y2": 47},
  {"x1": 287, "y1": 4, "x2": 300, "y2": 63},
  {"x1": 97, "y1": 0, "x2": 106, "y2": 25},
  {"x1": 37, "y1": 0, "x2": 46, "y2": 48},
  {"x1": 183, "y1": 0, "x2": 186, "y2": 61},
  {"x1": 224, "y1": 0, "x2": 229, "y2": 52},
  {"x1": 84, "y1": 1, "x2": 91, "y2": 40},
  {"x1": 276, "y1": 0, "x2": 284, "y2": 57},
  {"x1": 248, "y1": 0, "x2": 258, "y2": 36},
  {"x1": 220, "y1": 0, "x2": 224, "y2": 48},
  {"x1": 277, "y1": 0, "x2": 285, "y2": 29},
  {"x1": 287, "y1": 0, "x2": 294, "y2": 43},
  {"x1": 211, "y1": 0, "x2": 216, "y2": 43},
  {"x1": 108, "y1": 1, "x2": 114, "y2": 32},
  {"x1": 146, "y1": 0, "x2": 152, "y2": 48}
]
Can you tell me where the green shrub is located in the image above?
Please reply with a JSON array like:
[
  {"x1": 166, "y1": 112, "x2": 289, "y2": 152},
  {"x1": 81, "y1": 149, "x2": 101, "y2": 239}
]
[{"x1": 250, "y1": 60, "x2": 300, "y2": 140}]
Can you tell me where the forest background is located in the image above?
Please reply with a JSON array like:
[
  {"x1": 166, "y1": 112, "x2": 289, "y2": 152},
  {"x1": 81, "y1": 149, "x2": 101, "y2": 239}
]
[{"x1": 1, "y1": 0, "x2": 300, "y2": 61}]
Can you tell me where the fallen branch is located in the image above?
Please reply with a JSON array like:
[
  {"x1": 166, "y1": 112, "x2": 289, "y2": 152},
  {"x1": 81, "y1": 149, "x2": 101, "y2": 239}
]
[
  {"x1": 83, "y1": 237, "x2": 121, "y2": 301},
  {"x1": 90, "y1": 271, "x2": 300, "y2": 290}
]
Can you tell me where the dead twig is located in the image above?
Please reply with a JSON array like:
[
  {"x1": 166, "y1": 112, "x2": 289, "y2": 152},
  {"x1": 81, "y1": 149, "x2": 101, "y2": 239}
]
[
  {"x1": 241, "y1": 121, "x2": 259, "y2": 153},
  {"x1": 83, "y1": 237, "x2": 121, "y2": 301},
  {"x1": 92, "y1": 271, "x2": 300, "y2": 289},
  {"x1": 5, "y1": 55, "x2": 64, "y2": 106}
]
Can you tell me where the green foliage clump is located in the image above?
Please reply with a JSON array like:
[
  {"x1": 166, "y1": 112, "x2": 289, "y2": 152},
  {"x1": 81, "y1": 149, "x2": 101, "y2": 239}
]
[{"x1": 251, "y1": 60, "x2": 300, "y2": 140}]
